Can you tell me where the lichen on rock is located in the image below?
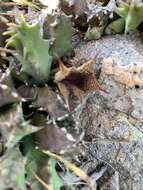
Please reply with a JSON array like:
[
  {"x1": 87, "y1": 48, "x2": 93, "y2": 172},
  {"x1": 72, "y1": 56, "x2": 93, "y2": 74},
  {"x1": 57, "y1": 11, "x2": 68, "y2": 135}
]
[
  {"x1": 73, "y1": 33, "x2": 143, "y2": 189},
  {"x1": 102, "y1": 57, "x2": 143, "y2": 87}
]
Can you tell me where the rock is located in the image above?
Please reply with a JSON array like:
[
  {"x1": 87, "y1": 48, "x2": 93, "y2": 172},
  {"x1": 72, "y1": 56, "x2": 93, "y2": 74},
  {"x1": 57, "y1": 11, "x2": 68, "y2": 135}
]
[{"x1": 73, "y1": 34, "x2": 143, "y2": 189}]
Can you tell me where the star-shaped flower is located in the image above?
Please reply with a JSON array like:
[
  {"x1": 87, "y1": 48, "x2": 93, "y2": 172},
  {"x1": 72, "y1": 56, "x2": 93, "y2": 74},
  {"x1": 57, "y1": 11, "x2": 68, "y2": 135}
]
[{"x1": 55, "y1": 59, "x2": 102, "y2": 110}]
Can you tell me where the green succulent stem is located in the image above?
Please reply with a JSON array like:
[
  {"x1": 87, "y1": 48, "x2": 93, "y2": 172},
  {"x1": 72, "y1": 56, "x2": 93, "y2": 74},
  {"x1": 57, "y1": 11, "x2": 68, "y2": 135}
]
[
  {"x1": 5, "y1": 17, "x2": 53, "y2": 84},
  {"x1": 115, "y1": 1, "x2": 143, "y2": 33}
]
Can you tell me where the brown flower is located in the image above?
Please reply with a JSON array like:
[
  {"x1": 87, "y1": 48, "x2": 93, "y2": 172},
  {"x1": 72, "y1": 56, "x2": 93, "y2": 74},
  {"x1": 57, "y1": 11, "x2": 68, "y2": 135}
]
[{"x1": 55, "y1": 59, "x2": 102, "y2": 109}]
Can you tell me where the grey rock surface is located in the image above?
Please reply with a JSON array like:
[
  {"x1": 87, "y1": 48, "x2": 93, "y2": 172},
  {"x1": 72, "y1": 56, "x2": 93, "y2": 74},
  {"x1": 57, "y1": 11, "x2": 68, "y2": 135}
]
[{"x1": 73, "y1": 34, "x2": 143, "y2": 189}]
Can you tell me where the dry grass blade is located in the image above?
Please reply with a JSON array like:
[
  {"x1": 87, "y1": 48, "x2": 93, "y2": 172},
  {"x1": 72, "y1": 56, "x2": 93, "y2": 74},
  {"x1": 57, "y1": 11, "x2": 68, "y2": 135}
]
[
  {"x1": 43, "y1": 150, "x2": 90, "y2": 183},
  {"x1": 30, "y1": 168, "x2": 53, "y2": 190}
]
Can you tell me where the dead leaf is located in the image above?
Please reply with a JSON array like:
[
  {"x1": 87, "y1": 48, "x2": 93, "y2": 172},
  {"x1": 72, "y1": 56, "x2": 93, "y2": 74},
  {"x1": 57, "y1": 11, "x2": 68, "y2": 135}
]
[
  {"x1": 0, "y1": 104, "x2": 40, "y2": 149},
  {"x1": 55, "y1": 59, "x2": 102, "y2": 109},
  {"x1": 0, "y1": 84, "x2": 20, "y2": 108},
  {"x1": 69, "y1": 0, "x2": 88, "y2": 16},
  {"x1": 60, "y1": 0, "x2": 88, "y2": 16},
  {"x1": 32, "y1": 86, "x2": 68, "y2": 120},
  {"x1": 17, "y1": 85, "x2": 37, "y2": 101},
  {"x1": 34, "y1": 123, "x2": 75, "y2": 153}
]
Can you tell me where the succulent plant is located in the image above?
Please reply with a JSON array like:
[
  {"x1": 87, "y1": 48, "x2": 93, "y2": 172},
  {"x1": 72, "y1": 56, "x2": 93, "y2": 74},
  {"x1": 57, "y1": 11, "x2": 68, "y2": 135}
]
[
  {"x1": 84, "y1": 0, "x2": 116, "y2": 40},
  {"x1": 43, "y1": 12, "x2": 74, "y2": 57},
  {"x1": 85, "y1": 25, "x2": 104, "y2": 40},
  {"x1": 60, "y1": 0, "x2": 88, "y2": 29},
  {"x1": 105, "y1": 17, "x2": 125, "y2": 34},
  {"x1": 115, "y1": 1, "x2": 143, "y2": 33},
  {"x1": 5, "y1": 17, "x2": 53, "y2": 84},
  {"x1": 60, "y1": 0, "x2": 88, "y2": 17},
  {"x1": 0, "y1": 147, "x2": 26, "y2": 190}
]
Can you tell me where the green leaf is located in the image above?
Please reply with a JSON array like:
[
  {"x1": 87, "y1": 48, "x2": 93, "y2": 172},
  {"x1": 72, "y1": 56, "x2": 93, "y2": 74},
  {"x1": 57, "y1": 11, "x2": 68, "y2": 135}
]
[{"x1": 50, "y1": 158, "x2": 63, "y2": 190}]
